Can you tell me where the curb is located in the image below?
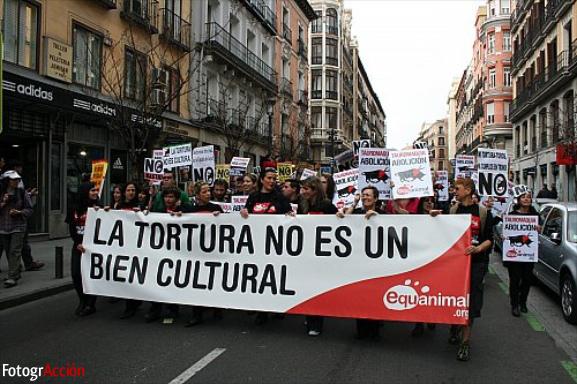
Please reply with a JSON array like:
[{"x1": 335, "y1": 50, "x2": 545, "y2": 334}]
[{"x1": 0, "y1": 280, "x2": 74, "y2": 311}]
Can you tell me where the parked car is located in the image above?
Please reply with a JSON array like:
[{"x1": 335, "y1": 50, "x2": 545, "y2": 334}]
[{"x1": 534, "y1": 203, "x2": 577, "y2": 324}]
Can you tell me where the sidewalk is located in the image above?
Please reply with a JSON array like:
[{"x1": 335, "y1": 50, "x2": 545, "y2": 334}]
[{"x1": 0, "y1": 238, "x2": 73, "y2": 310}]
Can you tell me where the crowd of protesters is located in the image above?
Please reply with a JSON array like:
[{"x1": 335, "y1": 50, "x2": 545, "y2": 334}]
[{"x1": 1, "y1": 154, "x2": 543, "y2": 363}]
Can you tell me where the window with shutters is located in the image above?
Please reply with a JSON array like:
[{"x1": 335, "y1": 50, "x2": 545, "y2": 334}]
[
  {"x1": 2, "y1": 0, "x2": 39, "y2": 69},
  {"x1": 73, "y1": 25, "x2": 102, "y2": 89}
]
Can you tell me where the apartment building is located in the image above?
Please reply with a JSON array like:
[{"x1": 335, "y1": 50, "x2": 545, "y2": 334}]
[
  {"x1": 416, "y1": 119, "x2": 450, "y2": 174},
  {"x1": 510, "y1": 0, "x2": 577, "y2": 200},
  {"x1": 189, "y1": 0, "x2": 278, "y2": 165},
  {"x1": 274, "y1": 0, "x2": 316, "y2": 162},
  {"x1": 455, "y1": 1, "x2": 512, "y2": 156},
  {"x1": 1, "y1": 0, "x2": 193, "y2": 237},
  {"x1": 308, "y1": 0, "x2": 386, "y2": 164}
]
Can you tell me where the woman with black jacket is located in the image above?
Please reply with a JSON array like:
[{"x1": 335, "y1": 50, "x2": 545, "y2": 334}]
[
  {"x1": 505, "y1": 192, "x2": 540, "y2": 317},
  {"x1": 298, "y1": 176, "x2": 338, "y2": 336},
  {"x1": 240, "y1": 168, "x2": 292, "y2": 325},
  {"x1": 67, "y1": 182, "x2": 100, "y2": 316}
]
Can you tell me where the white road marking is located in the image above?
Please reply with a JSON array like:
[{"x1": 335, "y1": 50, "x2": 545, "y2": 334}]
[{"x1": 168, "y1": 348, "x2": 226, "y2": 384}]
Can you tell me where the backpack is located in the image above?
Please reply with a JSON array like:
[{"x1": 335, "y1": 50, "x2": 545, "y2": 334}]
[{"x1": 450, "y1": 203, "x2": 488, "y2": 235}]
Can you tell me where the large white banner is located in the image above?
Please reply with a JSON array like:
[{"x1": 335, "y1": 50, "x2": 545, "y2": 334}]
[
  {"x1": 358, "y1": 148, "x2": 391, "y2": 200},
  {"x1": 502, "y1": 215, "x2": 539, "y2": 262},
  {"x1": 82, "y1": 209, "x2": 472, "y2": 324},
  {"x1": 332, "y1": 168, "x2": 359, "y2": 209},
  {"x1": 193, "y1": 145, "x2": 216, "y2": 186},
  {"x1": 478, "y1": 149, "x2": 509, "y2": 197},
  {"x1": 390, "y1": 149, "x2": 433, "y2": 199}
]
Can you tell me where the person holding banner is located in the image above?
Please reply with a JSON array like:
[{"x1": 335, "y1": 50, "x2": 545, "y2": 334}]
[
  {"x1": 144, "y1": 186, "x2": 193, "y2": 324},
  {"x1": 339, "y1": 186, "x2": 383, "y2": 339},
  {"x1": 138, "y1": 184, "x2": 151, "y2": 210},
  {"x1": 282, "y1": 179, "x2": 302, "y2": 207},
  {"x1": 212, "y1": 179, "x2": 230, "y2": 203},
  {"x1": 241, "y1": 168, "x2": 292, "y2": 325},
  {"x1": 66, "y1": 182, "x2": 100, "y2": 316},
  {"x1": 505, "y1": 192, "x2": 540, "y2": 317},
  {"x1": 185, "y1": 182, "x2": 224, "y2": 327},
  {"x1": 297, "y1": 177, "x2": 338, "y2": 337},
  {"x1": 448, "y1": 178, "x2": 494, "y2": 362},
  {"x1": 111, "y1": 185, "x2": 123, "y2": 210},
  {"x1": 151, "y1": 171, "x2": 191, "y2": 212}
]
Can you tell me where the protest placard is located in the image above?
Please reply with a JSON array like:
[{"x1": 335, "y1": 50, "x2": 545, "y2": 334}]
[
  {"x1": 82, "y1": 209, "x2": 471, "y2": 324},
  {"x1": 455, "y1": 155, "x2": 476, "y2": 180},
  {"x1": 216, "y1": 164, "x2": 230, "y2": 181},
  {"x1": 435, "y1": 171, "x2": 449, "y2": 202},
  {"x1": 334, "y1": 149, "x2": 357, "y2": 171},
  {"x1": 332, "y1": 168, "x2": 359, "y2": 209},
  {"x1": 352, "y1": 139, "x2": 371, "y2": 156},
  {"x1": 143, "y1": 158, "x2": 163, "y2": 183},
  {"x1": 90, "y1": 160, "x2": 108, "y2": 198},
  {"x1": 358, "y1": 148, "x2": 391, "y2": 200},
  {"x1": 389, "y1": 149, "x2": 433, "y2": 199},
  {"x1": 502, "y1": 215, "x2": 539, "y2": 262},
  {"x1": 277, "y1": 163, "x2": 293, "y2": 183},
  {"x1": 478, "y1": 149, "x2": 509, "y2": 197},
  {"x1": 163, "y1": 144, "x2": 192, "y2": 168},
  {"x1": 193, "y1": 145, "x2": 216, "y2": 186},
  {"x1": 300, "y1": 168, "x2": 317, "y2": 180}
]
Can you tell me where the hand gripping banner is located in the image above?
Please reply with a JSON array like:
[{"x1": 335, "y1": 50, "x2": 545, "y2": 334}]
[{"x1": 82, "y1": 209, "x2": 472, "y2": 324}]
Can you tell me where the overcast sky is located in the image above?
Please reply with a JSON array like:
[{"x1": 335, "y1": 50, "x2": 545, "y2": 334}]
[{"x1": 345, "y1": 0, "x2": 485, "y2": 149}]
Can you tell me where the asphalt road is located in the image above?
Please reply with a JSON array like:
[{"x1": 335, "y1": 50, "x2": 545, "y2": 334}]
[{"x1": 1, "y1": 261, "x2": 576, "y2": 384}]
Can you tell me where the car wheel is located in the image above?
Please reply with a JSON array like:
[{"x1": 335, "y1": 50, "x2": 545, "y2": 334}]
[{"x1": 561, "y1": 273, "x2": 577, "y2": 325}]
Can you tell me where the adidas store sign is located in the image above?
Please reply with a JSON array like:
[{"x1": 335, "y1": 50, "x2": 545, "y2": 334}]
[{"x1": 112, "y1": 158, "x2": 124, "y2": 170}]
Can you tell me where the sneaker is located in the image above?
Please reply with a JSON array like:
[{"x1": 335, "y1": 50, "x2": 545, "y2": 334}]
[
  {"x1": 456, "y1": 343, "x2": 471, "y2": 362},
  {"x1": 3, "y1": 279, "x2": 17, "y2": 288},
  {"x1": 25, "y1": 261, "x2": 45, "y2": 271},
  {"x1": 308, "y1": 330, "x2": 321, "y2": 337},
  {"x1": 78, "y1": 306, "x2": 96, "y2": 317},
  {"x1": 520, "y1": 303, "x2": 528, "y2": 313},
  {"x1": 511, "y1": 306, "x2": 521, "y2": 317}
]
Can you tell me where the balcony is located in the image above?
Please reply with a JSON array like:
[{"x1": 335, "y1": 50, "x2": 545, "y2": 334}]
[
  {"x1": 94, "y1": 0, "x2": 117, "y2": 9},
  {"x1": 240, "y1": 0, "x2": 276, "y2": 34},
  {"x1": 298, "y1": 39, "x2": 307, "y2": 59},
  {"x1": 204, "y1": 22, "x2": 277, "y2": 91},
  {"x1": 298, "y1": 90, "x2": 308, "y2": 107},
  {"x1": 280, "y1": 77, "x2": 293, "y2": 98},
  {"x1": 283, "y1": 23, "x2": 292, "y2": 45},
  {"x1": 121, "y1": 0, "x2": 158, "y2": 33},
  {"x1": 159, "y1": 8, "x2": 191, "y2": 51},
  {"x1": 311, "y1": 90, "x2": 322, "y2": 99}
]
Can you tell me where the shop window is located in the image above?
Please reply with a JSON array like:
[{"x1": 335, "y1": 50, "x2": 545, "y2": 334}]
[
  {"x1": 2, "y1": 0, "x2": 39, "y2": 69},
  {"x1": 73, "y1": 25, "x2": 102, "y2": 89}
]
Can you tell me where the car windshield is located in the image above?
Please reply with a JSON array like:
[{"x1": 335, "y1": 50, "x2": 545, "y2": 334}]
[{"x1": 568, "y1": 211, "x2": 577, "y2": 243}]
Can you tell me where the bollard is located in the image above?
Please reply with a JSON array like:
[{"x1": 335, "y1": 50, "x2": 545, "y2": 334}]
[{"x1": 55, "y1": 246, "x2": 63, "y2": 279}]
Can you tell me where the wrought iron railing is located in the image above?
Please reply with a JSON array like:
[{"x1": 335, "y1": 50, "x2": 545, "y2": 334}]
[{"x1": 159, "y1": 8, "x2": 191, "y2": 51}]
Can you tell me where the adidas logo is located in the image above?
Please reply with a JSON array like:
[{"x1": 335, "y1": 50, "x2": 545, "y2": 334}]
[{"x1": 113, "y1": 158, "x2": 123, "y2": 169}]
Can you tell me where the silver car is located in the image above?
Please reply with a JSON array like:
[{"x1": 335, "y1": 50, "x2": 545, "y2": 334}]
[{"x1": 535, "y1": 203, "x2": 577, "y2": 324}]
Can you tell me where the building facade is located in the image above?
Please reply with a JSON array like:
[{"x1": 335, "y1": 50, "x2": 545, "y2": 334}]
[
  {"x1": 1, "y1": 0, "x2": 194, "y2": 237},
  {"x1": 455, "y1": 2, "x2": 513, "y2": 157},
  {"x1": 274, "y1": 0, "x2": 316, "y2": 163},
  {"x1": 308, "y1": 0, "x2": 385, "y2": 165},
  {"x1": 510, "y1": 0, "x2": 577, "y2": 200},
  {"x1": 416, "y1": 119, "x2": 450, "y2": 174}
]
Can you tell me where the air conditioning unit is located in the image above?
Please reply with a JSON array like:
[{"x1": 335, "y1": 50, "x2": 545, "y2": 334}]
[
  {"x1": 152, "y1": 68, "x2": 168, "y2": 88},
  {"x1": 151, "y1": 89, "x2": 167, "y2": 106}
]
